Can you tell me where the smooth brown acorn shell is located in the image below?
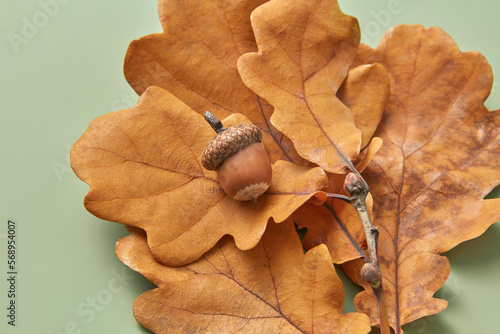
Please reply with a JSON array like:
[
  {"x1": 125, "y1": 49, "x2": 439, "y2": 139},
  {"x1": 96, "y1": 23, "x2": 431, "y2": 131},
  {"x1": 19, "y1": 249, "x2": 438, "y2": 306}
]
[{"x1": 216, "y1": 142, "x2": 272, "y2": 201}]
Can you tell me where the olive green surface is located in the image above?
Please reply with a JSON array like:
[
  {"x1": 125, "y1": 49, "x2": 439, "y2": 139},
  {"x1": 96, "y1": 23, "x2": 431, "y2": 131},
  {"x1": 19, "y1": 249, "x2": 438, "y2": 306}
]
[{"x1": 0, "y1": 1, "x2": 498, "y2": 333}]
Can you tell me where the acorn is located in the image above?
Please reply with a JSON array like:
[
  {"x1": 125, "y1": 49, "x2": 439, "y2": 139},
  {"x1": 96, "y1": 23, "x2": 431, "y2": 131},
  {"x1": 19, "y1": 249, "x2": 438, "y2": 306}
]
[{"x1": 201, "y1": 111, "x2": 272, "y2": 202}]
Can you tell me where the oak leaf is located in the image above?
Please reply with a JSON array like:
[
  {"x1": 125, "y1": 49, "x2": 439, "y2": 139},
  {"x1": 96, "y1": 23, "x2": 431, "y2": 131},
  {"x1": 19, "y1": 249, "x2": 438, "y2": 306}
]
[
  {"x1": 71, "y1": 86, "x2": 328, "y2": 266},
  {"x1": 116, "y1": 220, "x2": 372, "y2": 333},
  {"x1": 238, "y1": 0, "x2": 389, "y2": 173},
  {"x1": 342, "y1": 25, "x2": 500, "y2": 332},
  {"x1": 124, "y1": 0, "x2": 304, "y2": 164}
]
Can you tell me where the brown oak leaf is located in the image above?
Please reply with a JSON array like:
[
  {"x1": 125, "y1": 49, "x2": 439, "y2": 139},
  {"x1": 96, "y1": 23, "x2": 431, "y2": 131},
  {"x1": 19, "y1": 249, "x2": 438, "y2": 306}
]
[
  {"x1": 238, "y1": 0, "x2": 389, "y2": 174},
  {"x1": 124, "y1": 0, "x2": 304, "y2": 164},
  {"x1": 342, "y1": 25, "x2": 500, "y2": 332},
  {"x1": 71, "y1": 86, "x2": 328, "y2": 266},
  {"x1": 116, "y1": 219, "x2": 372, "y2": 333}
]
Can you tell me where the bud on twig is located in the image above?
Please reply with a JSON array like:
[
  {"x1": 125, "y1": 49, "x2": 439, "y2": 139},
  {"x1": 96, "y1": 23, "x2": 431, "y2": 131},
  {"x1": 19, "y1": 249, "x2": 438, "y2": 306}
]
[
  {"x1": 344, "y1": 172, "x2": 368, "y2": 197},
  {"x1": 361, "y1": 262, "x2": 381, "y2": 288}
]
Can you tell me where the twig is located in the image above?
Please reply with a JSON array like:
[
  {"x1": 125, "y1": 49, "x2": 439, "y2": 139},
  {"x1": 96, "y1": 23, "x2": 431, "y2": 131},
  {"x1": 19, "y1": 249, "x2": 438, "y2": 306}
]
[
  {"x1": 343, "y1": 173, "x2": 380, "y2": 270},
  {"x1": 330, "y1": 172, "x2": 391, "y2": 334}
]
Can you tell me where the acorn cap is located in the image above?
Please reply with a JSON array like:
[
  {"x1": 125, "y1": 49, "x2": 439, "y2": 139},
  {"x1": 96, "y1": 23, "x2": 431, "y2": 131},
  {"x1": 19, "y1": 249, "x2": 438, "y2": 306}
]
[{"x1": 201, "y1": 123, "x2": 262, "y2": 171}]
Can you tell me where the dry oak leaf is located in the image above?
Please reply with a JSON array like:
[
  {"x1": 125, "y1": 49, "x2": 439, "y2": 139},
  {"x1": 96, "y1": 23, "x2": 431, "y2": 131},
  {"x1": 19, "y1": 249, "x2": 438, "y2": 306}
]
[
  {"x1": 238, "y1": 0, "x2": 389, "y2": 173},
  {"x1": 71, "y1": 86, "x2": 329, "y2": 267},
  {"x1": 124, "y1": 0, "x2": 304, "y2": 164},
  {"x1": 344, "y1": 25, "x2": 500, "y2": 333},
  {"x1": 116, "y1": 219, "x2": 371, "y2": 334}
]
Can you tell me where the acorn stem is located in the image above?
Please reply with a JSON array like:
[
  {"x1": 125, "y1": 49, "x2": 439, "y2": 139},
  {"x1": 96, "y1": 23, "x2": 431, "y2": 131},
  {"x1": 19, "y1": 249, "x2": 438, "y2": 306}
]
[{"x1": 204, "y1": 111, "x2": 227, "y2": 134}]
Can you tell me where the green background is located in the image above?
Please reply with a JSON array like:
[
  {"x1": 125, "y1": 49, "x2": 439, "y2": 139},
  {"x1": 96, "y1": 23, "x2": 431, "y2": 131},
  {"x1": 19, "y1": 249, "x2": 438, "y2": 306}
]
[{"x1": 1, "y1": 0, "x2": 499, "y2": 333}]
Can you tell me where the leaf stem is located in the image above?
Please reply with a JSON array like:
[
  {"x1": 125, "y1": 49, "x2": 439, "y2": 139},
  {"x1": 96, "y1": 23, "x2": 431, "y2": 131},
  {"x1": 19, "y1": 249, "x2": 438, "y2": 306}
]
[{"x1": 373, "y1": 286, "x2": 391, "y2": 334}]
